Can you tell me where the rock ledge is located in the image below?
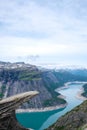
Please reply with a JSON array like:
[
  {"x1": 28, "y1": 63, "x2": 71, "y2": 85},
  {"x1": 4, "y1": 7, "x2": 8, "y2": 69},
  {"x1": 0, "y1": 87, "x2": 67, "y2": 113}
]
[{"x1": 0, "y1": 91, "x2": 39, "y2": 130}]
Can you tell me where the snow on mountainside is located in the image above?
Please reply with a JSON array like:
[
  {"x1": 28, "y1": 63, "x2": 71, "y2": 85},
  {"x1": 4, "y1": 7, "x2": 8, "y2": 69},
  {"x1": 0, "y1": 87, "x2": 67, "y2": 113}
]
[{"x1": 37, "y1": 63, "x2": 87, "y2": 70}]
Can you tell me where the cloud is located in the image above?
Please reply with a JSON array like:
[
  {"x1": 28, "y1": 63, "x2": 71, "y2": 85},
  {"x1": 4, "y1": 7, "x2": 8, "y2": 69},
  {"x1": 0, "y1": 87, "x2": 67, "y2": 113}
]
[
  {"x1": 0, "y1": 0, "x2": 87, "y2": 42},
  {"x1": 0, "y1": 0, "x2": 87, "y2": 65},
  {"x1": 0, "y1": 0, "x2": 59, "y2": 34}
]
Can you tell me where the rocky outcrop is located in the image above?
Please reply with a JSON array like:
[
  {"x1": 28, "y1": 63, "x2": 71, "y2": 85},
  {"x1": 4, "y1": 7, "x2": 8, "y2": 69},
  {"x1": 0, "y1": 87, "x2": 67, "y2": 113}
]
[
  {"x1": 0, "y1": 91, "x2": 38, "y2": 130},
  {"x1": 46, "y1": 100, "x2": 87, "y2": 130}
]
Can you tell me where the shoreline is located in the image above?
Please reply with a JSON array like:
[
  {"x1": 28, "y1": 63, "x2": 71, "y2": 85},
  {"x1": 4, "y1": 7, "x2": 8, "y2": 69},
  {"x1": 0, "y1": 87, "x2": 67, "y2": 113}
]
[
  {"x1": 16, "y1": 103, "x2": 67, "y2": 113},
  {"x1": 55, "y1": 82, "x2": 71, "y2": 91},
  {"x1": 55, "y1": 81, "x2": 84, "y2": 92},
  {"x1": 57, "y1": 81, "x2": 87, "y2": 101},
  {"x1": 76, "y1": 87, "x2": 87, "y2": 101},
  {"x1": 16, "y1": 83, "x2": 68, "y2": 113},
  {"x1": 63, "y1": 81, "x2": 87, "y2": 101},
  {"x1": 16, "y1": 81, "x2": 87, "y2": 113},
  {"x1": 67, "y1": 81, "x2": 87, "y2": 101}
]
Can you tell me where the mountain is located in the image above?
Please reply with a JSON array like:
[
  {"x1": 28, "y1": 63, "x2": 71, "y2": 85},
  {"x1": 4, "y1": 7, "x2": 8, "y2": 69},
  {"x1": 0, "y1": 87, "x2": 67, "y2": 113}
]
[
  {"x1": 0, "y1": 62, "x2": 87, "y2": 109},
  {"x1": 0, "y1": 62, "x2": 66, "y2": 109},
  {"x1": 46, "y1": 99, "x2": 87, "y2": 130}
]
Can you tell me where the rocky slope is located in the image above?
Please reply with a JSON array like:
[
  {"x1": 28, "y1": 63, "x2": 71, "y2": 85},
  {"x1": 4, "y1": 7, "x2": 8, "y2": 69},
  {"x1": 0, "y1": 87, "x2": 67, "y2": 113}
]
[
  {"x1": 0, "y1": 91, "x2": 38, "y2": 130},
  {"x1": 46, "y1": 100, "x2": 87, "y2": 130}
]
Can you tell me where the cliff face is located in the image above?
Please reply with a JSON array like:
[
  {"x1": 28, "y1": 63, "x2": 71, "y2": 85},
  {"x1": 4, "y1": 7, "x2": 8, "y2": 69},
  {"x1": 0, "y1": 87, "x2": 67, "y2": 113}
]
[
  {"x1": 0, "y1": 62, "x2": 67, "y2": 109},
  {"x1": 46, "y1": 100, "x2": 87, "y2": 130},
  {"x1": 0, "y1": 91, "x2": 38, "y2": 130}
]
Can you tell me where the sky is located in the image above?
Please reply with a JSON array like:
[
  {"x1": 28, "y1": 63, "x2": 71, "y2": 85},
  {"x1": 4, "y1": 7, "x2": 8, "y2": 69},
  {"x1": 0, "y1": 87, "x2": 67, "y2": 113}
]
[{"x1": 0, "y1": 0, "x2": 87, "y2": 67}]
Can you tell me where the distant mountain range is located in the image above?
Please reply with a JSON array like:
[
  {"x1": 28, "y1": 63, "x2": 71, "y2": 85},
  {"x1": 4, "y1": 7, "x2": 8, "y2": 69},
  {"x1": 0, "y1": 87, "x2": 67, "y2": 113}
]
[{"x1": 38, "y1": 64, "x2": 87, "y2": 70}]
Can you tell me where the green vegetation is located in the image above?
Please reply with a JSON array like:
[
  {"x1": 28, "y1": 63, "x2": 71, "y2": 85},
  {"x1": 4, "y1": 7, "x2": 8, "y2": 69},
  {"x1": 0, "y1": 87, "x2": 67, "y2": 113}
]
[
  {"x1": 0, "y1": 93, "x2": 3, "y2": 98},
  {"x1": 0, "y1": 85, "x2": 6, "y2": 99},
  {"x1": 2, "y1": 85, "x2": 6, "y2": 91},
  {"x1": 55, "y1": 126, "x2": 65, "y2": 130},
  {"x1": 43, "y1": 97, "x2": 66, "y2": 107},
  {"x1": 19, "y1": 71, "x2": 41, "y2": 81},
  {"x1": 82, "y1": 84, "x2": 87, "y2": 97},
  {"x1": 78, "y1": 124, "x2": 87, "y2": 130}
]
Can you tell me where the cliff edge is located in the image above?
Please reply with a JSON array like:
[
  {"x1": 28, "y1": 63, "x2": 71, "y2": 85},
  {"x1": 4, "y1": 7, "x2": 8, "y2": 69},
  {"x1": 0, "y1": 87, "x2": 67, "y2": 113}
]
[{"x1": 0, "y1": 91, "x2": 38, "y2": 130}]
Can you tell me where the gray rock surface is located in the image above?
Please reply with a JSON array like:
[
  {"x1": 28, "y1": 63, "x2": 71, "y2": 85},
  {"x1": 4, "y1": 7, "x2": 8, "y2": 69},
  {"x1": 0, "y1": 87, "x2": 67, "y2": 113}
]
[
  {"x1": 46, "y1": 100, "x2": 87, "y2": 130},
  {"x1": 0, "y1": 91, "x2": 38, "y2": 130}
]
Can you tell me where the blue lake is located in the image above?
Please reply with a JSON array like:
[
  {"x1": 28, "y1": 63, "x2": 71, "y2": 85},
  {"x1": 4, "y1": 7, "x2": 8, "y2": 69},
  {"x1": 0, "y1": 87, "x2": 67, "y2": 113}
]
[{"x1": 16, "y1": 83, "x2": 84, "y2": 130}]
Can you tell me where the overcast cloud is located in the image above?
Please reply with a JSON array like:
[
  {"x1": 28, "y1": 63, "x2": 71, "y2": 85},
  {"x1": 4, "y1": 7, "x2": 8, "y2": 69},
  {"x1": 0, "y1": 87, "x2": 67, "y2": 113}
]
[{"x1": 0, "y1": 0, "x2": 87, "y2": 66}]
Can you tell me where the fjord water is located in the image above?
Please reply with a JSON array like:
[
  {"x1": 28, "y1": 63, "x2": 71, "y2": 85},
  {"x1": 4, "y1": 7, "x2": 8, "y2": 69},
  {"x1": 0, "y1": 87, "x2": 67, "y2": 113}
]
[{"x1": 16, "y1": 83, "x2": 84, "y2": 130}]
